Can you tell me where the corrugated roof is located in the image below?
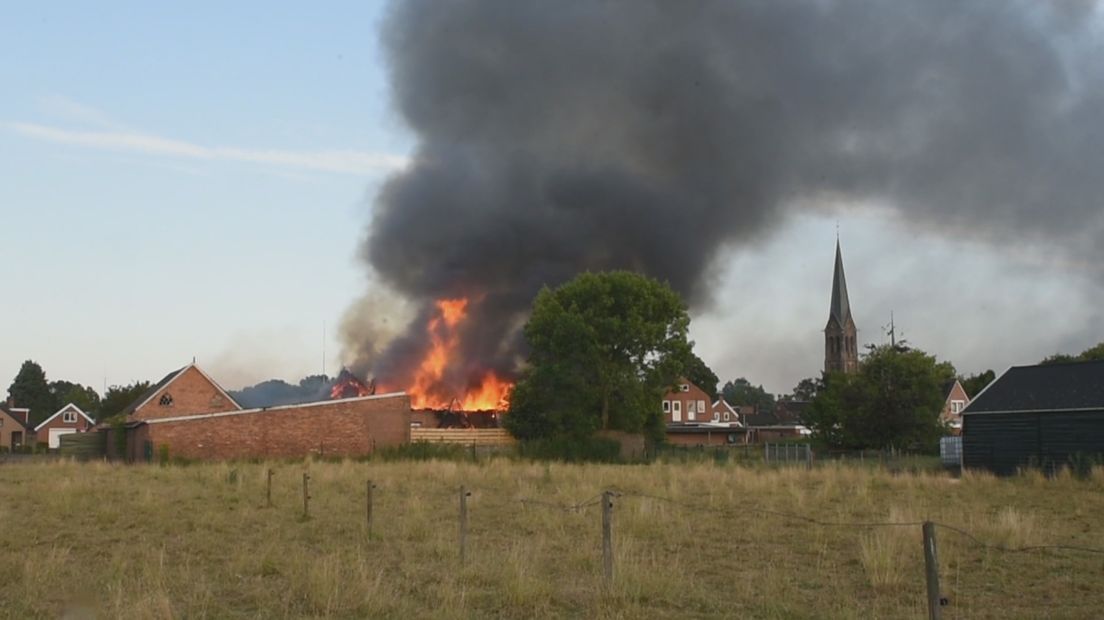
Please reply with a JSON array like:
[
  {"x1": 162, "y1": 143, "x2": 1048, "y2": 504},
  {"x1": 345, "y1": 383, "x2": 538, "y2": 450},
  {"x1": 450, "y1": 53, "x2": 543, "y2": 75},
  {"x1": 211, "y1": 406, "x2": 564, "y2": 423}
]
[{"x1": 964, "y1": 360, "x2": 1104, "y2": 414}]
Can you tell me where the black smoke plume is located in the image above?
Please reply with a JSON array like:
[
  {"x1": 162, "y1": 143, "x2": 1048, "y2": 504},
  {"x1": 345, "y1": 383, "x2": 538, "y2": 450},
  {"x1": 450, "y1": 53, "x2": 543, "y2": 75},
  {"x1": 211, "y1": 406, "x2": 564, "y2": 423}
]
[{"x1": 345, "y1": 0, "x2": 1104, "y2": 392}]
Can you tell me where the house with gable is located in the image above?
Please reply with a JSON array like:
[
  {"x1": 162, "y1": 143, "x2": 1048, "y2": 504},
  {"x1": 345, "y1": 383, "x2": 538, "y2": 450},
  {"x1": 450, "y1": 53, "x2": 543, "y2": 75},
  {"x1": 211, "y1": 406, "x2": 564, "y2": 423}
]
[
  {"x1": 939, "y1": 379, "x2": 970, "y2": 434},
  {"x1": 663, "y1": 378, "x2": 747, "y2": 446},
  {"x1": 33, "y1": 403, "x2": 95, "y2": 448},
  {"x1": 0, "y1": 402, "x2": 32, "y2": 451}
]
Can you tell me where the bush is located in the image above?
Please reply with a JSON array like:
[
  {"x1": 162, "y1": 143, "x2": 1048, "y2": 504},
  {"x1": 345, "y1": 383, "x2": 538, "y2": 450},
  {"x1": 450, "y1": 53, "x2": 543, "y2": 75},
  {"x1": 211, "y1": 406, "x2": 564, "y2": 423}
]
[
  {"x1": 1068, "y1": 452, "x2": 1100, "y2": 480},
  {"x1": 372, "y1": 442, "x2": 474, "y2": 462},
  {"x1": 158, "y1": 444, "x2": 170, "y2": 466},
  {"x1": 517, "y1": 436, "x2": 622, "y2": 463}
]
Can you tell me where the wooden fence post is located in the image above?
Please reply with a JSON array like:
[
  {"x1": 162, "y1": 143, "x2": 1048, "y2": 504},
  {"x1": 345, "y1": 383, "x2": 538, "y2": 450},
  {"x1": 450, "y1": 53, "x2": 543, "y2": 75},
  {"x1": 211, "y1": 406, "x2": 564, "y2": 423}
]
[
  {"x1": 459, "y1": 485, "x2": 470, "y2": 563},
  {"x1": 923, "y1": 521, "x2": 942, "y2": 620},
  {"x1": 366, "y1": 480, "x2": 375, "y2": 539},
  {"x1": 302, "y1": 472, "x2": 311, "y2": 519},
  {"x1": 602, "y1": 490, "x2": 614, "y2": 583},
  {"x1": 266, "y1": 469, "x2": 274, "y2": 507}
]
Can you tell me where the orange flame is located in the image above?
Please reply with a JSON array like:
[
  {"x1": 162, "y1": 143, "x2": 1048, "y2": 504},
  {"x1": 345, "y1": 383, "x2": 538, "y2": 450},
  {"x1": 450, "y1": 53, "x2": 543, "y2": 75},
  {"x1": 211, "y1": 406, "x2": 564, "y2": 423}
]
[{"x1": 388, "y1": 297, "x2": 513, "y2": 411}]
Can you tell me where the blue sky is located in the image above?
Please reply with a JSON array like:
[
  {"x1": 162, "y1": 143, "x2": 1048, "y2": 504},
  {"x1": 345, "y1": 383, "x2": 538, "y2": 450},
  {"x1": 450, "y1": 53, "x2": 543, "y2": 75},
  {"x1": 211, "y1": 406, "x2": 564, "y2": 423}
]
[
  {"x1": 1, "y1": 2, "x2": 410, "y2": 392},
  {"x1": 3, "y1": 2, "x2": 1102, "y2": 397}
]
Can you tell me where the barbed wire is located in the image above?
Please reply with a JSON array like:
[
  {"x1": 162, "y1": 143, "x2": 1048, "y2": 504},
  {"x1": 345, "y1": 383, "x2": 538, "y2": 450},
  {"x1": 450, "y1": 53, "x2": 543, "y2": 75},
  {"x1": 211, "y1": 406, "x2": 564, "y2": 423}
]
[
  {"x1": 932, "y1": 522, "x2": 1104, "y2": 555},
  {"x1": 610, "y1": 489, "x2": 1104, "y2": 554},
  {"x1": 518, "y1": 495, "x2": 603, "y2": 512},
  {"x1": 610, "y1": 488, "x2": 924, "y2": 528}
]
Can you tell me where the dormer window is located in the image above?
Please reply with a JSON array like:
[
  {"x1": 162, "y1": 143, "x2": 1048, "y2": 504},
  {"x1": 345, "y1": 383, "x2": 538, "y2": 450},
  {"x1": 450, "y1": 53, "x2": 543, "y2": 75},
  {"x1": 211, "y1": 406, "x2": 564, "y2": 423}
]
[
  {"x1": 62, "y1": 410, "x2": 77, "y2": 423},
  {"x1": 159, "y1": 394, "x2": 174, "y2": 406}
]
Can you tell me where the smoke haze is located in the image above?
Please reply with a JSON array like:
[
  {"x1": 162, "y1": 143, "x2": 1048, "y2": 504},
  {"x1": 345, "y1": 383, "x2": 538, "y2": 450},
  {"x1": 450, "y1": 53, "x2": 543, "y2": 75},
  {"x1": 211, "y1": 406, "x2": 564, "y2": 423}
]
[{"x1": 344, "y1": 0, "x2": 1104, "y2": 390}]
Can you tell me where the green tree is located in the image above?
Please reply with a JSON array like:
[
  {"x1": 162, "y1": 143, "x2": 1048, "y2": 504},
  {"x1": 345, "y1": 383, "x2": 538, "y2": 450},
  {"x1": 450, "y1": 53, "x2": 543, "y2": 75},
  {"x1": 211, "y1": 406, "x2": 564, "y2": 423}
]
[
  {"x1": 684, "y1": 352, "x2": 719, "y2": 400},
  {"x1": 1041, "y1": 342, "x2": 1104, "y2": 365},
  {"x1": 99, "y1": 381, "x2": 152, "y2": 422},
  {"x1": 790, "y1": 376, "x2": 823, "y2": 401},
  {"x1": 805, "y1": 344, "x2": 954, "y2": 450},
  {"x1": 959, "y1": 369, "x2": 996, "y2": 399},
  {"x1": 48, "y1": 380, "x2": 102, "y2": 417},
  {"x1": 7, "y1": 360, "x2": 58, "y2": 426},
  {"x1": 505, "y1": 271, "x2": 692, "y2": 442},
  {"x1": 722, "y1": 378, "x2": 775, "y2": 413}
]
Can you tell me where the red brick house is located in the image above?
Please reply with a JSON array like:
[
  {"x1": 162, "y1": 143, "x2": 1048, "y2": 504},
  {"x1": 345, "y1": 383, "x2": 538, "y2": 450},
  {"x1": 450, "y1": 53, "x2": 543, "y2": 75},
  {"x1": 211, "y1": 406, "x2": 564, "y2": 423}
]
[
  {"x1": 103, "y1": 363, "x2": 411, "y2": 461},
  {"x1": 33, "y1": 403, "x2": 95, "y2": 448},
  {"x1": 940, "y1": 379, "x2": 970, "y2": 434},
  {"x1": 662, "y1": 378, "x2": 714, "y2": 423},
  {"x1": 709, "y1": 399, "x2": 741, "y2": 425},
  {"x1": 663, "y1": 379, "x2": 747, "y2": 446},
  {"x1": 0, "y1": 403, "x2": 32, "y2": 450}
]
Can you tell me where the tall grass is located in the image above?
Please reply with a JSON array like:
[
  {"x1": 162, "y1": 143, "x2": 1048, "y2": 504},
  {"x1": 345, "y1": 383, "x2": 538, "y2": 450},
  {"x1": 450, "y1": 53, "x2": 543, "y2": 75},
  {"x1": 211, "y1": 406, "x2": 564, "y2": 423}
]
[{"x1": 1, "y1": 459, "x2": 1103, "y2": 618}]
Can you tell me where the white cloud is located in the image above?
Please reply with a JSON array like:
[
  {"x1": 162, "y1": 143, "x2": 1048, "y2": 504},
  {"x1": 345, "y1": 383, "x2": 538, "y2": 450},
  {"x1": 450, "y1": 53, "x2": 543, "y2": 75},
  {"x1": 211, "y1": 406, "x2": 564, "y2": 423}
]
[
  {"x1": 36, "y1": 95, "x2": 127, "y2": 130},
  {"x1": 7, "y1": 121, "x2": 408, "y2": 176}
]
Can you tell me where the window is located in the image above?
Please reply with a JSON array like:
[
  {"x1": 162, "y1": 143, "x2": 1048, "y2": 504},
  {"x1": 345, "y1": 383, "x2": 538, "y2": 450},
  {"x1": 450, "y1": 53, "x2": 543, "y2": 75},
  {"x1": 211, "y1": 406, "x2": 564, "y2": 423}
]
[
  {"x1": 159, "y1": 393, "x2": 174, "y2": 406},
  {"x1": 713, "y1": 412, "x2": 720, "y2": 422},
  {"x1": 662, "y1": 400, "x2": 671, "y2": 413},
  {"x1": 672, "y1": 400, "x2": 681, "y2": 422},
  {"x1": 687, "y1": 400, "x2": 696, "y2": 420},
  {"x1": 62, "y1": 411, "x2": 77, "y2": 423},
  {"x1": 951, "y1": 400, "x2": 965, "y2": 414},
  {"x1": 698, "y1": 400, "x2": 706, "y2": 414},
  {"x1": 724, "y1": 412, "x2": 731, "y2": 422},
  {"x1": 680, "y1": 384, "x2": 690, "y2": 392}
]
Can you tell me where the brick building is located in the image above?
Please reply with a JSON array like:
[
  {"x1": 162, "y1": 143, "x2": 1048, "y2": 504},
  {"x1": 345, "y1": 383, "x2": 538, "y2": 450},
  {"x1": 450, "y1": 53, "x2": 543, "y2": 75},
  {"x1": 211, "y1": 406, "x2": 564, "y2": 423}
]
[
  {"x1": 0, "y1": 403, "x2": 32, "y2": 450},
  {"x1": 663, "y1": 379, "x2": 746, "y2": 447},
  {"x1": 33, "y1": 403, "x2": 95, "y2": 448},
  {"x1": 104, "y1": 364, "x2": 410, "y2": 461},
  {"x1": 662, "y1": 378, "x2": 713, "y2": 424},
  {"x1": 940, "y1": 379, "x2": 971, "y2": 434}
]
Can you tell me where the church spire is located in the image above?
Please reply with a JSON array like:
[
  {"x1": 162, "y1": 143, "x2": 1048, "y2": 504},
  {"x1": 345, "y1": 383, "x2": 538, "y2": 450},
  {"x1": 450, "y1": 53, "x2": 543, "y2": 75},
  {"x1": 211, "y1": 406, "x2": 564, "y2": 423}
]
[
  {"x1": 825, "y1": 238, "x2": 859, "y2": 374},
  {"x1": 829, "y1": 239, "x2": 852, "y2": 326}
]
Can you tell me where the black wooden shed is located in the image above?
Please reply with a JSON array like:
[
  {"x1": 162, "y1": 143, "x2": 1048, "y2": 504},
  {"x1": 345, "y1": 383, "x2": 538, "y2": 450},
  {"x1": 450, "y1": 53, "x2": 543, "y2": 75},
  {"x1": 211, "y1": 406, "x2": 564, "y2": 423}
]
[{"x1": 962, "y1": 360, "x2": 1104, "y2": 474}]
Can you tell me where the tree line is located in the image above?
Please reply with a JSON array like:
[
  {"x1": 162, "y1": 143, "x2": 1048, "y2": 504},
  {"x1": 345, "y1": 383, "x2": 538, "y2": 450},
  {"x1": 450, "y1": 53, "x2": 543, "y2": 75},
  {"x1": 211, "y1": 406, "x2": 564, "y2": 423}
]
[
  {"x1": 5, "y1": 360, "x2": 149, "y2": 426},
  {"x1": 502, "y1": 270, "x2": 1104, "y2": 453}
]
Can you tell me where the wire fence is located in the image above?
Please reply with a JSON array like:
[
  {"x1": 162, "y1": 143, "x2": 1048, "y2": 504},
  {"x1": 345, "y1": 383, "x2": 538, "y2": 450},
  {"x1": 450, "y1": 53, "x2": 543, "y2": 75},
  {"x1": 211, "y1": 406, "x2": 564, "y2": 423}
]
[{"x1": 264, "y1": 467, "x2": 1104, "y2": 618}]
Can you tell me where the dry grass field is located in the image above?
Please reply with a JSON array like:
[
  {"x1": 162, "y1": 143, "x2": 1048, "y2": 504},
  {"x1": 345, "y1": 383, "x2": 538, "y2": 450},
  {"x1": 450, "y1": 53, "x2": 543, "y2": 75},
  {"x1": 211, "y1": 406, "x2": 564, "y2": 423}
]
[{"x1": 2, "y1": 457, "x2": 1103, "y2": 619}]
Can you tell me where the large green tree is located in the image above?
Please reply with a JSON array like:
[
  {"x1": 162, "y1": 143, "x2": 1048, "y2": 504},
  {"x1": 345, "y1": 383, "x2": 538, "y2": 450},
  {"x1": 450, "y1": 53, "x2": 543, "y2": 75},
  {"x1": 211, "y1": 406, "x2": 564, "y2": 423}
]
[
  {"x1": 685, "y1": 353, "x2": 719, "y2": 400},
  {"x1": 7, "y1": 360, "x2": 58, "y2": 426},
  {"x1": 722, "y1": 378, "x2": 775, "y2": 413},
  {"x1": 805, "y1": 344, "x2": 954, "y2": 450},
  {"x1": 99, "y1": 381, "x2": 152, "y2": 422},
  {"x1": 506, "y1": 271, "x2": 692, "y2": 441},
  {"x1": 48, "y1": 380, "x2": 102, "y2": 417}
]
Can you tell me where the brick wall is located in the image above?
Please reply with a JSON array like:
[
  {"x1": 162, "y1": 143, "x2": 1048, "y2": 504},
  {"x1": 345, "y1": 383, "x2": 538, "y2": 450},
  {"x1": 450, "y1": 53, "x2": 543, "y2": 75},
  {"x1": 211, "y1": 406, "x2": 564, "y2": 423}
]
[
  {"x1": 146, "y1": 393, "x2": 411, "y2": 460},
  {"x1": 133, "y1": 366, "x2": 241, "y2": 422}
]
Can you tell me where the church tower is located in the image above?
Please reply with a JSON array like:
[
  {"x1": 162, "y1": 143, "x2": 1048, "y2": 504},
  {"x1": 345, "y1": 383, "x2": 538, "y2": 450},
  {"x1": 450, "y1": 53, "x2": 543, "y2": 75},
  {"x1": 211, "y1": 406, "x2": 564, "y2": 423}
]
[{"x1": 824, "y1": 239, "x2": 859, "y2": 374}]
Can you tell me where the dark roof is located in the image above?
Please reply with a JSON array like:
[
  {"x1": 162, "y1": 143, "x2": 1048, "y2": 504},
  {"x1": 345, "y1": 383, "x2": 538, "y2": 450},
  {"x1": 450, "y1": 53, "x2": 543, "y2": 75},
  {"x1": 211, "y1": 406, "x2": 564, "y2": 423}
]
[
  {"x1": 666, "y1": 424, "x2": 745, "y2": 434},
  {"x1": 774, "y1": 400, "x2": 810, "y2": 424},
  {"x1": 827, "y1": 239, "x2": 852, "y2": 327},
  {"x1": 744, "y1": 410, "x2": 782, "y2": 427},
  {"x1": 0, "y1": 404, "x2": 30, "y2": 429},
  {"x1": 964, "y1": 360, "x2": 1104, "y2": 414},
  {"x1": 120, "y1": 367, "x2": 185, "y2": 417}
]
